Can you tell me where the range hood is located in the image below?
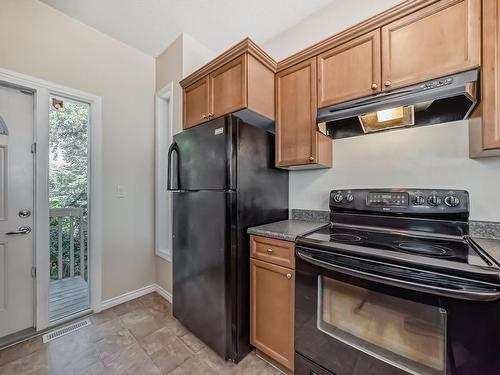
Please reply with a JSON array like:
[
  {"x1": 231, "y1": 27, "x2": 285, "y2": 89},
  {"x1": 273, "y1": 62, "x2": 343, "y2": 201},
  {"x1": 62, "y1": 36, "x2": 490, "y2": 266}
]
[{"x1": 318, "y1": 69, "x2": 479, "y2": 139}]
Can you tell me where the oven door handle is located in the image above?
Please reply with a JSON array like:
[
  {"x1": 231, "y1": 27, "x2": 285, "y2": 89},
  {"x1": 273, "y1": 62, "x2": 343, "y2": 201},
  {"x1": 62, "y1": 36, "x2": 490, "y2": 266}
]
[{"x1": 296, "y1": 248, "x2": 500, "y2": 302}]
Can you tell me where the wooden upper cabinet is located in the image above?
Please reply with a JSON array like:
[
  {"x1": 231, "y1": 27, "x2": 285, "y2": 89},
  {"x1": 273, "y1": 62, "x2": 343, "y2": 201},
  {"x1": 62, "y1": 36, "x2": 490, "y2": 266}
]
[
  {"x1": 276, "y1": 58, "x2": 332, "y2": 168},
  {"x1": 470, "y1": 0, "x2": 500, "y2": 156},
  {"x1": 210, "y1": 55, "x2": 247, "y2": 118},
  {"x1": 381, "y1": 0, "x2": 481, "y2": 90},
  {"x1": 481, "y1": 0, "x2": 500, "y2": 151},
  {"x1": 250, "y1": 258, "x2": 295, "y2": 371},
  {"x1": 183, "y1": 77, "x2": 210, "y2": 129},
  {"x1": 318, "y1": 29, "x2": 381, "y2": 107},
  {"x1": 181, "y1": 39, "x2": 276, "y2": 130}
]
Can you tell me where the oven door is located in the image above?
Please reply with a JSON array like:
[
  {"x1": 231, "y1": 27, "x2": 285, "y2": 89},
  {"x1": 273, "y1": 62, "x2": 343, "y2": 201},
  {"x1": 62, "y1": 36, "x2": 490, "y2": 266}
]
[
  {"x1": 295, "y1": 245, "x2": 500, "y2": 375},
  {"x1": 295, "y1": 246, "x2": 449, "y2": 375}
]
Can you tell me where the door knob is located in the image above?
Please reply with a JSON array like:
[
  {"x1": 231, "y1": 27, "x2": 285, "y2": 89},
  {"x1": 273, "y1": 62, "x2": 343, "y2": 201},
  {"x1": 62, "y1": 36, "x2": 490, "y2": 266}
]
[{"x1": 6, "y1": 226, "x2": 31, "y2": 235}]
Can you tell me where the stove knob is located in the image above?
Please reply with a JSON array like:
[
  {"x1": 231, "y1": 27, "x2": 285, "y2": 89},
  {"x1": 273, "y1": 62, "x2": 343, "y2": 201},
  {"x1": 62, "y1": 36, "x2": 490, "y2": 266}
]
[
  {"x1": 346, "y1": 194, "x2": 354, "y2": 203},
  {"x1": 428, "y1": 195, "x2": 442, "y2": 206},
  {"x1": 413, "y1": 196, "x2": 425, "y2": 205},
  {"x1": 333, "y1": 193, "x2": 344, "y2": 203},
  {"x1": 444, "y1": 195, "x2": 460, "y2": 207}
]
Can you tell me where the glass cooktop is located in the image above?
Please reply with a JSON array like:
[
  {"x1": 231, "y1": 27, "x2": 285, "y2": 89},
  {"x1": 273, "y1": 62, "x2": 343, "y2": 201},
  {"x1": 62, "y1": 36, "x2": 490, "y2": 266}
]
[{"x1": 302, "y1": 225, "x2": 491, "y2": 268}]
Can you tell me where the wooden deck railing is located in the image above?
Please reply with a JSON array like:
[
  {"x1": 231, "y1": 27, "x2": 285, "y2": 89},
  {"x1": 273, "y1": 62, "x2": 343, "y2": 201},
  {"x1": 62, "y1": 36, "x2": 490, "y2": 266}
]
[{"x1": 49, "y1": 208, "x2": 87, "y2": 281}]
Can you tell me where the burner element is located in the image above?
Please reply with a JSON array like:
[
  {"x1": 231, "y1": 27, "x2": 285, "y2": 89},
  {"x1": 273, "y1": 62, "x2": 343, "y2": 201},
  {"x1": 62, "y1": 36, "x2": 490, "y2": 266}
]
[
  {"x1": 395, "y1": 242, "x2": 454, "y2": 257},
  {"x1": 330, "y1": 233, "x2": 364, "y2": 243}
]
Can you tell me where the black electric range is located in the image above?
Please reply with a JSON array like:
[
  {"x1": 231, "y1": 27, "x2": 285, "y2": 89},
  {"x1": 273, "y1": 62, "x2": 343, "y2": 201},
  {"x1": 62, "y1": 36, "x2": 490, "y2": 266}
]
[{"x1": 294, "y1": 189, "x2": 500, "y2": 375}]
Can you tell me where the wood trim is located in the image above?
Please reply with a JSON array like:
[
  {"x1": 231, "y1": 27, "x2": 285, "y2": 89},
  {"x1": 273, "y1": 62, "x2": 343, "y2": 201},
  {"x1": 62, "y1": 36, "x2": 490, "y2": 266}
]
[
  {"x1": 381, "y1": 0, "x2": 481, "y2": 90},
  {"x1": 316, "y1": 132, "x2": 333, "y2": 168},
  {"x1": 180, "y1": 38, "x2": 277, "y2": 88},
  {"x1": 250, "y1": 235, "x2": 295, "y2": 269},
  {"x1": 275, "y1": 57, "x2": 317, "y2": 167},
  {"x1": 481, "y1": 0, "x2": 500, "y2": 150},
  {"x1": 256, "y1": 349, "x2": 294, "y2": 375},
  {"x1": 317, "y1": 29, "x2": 381, "y2": 107},
  {"x1": 277, "y1": 0, "x2": 439, "y2": 71}
]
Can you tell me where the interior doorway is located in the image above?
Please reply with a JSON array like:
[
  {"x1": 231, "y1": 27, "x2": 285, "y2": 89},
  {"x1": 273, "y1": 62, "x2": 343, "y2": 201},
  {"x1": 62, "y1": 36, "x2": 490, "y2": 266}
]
[{"x1": 48, "y1": 95, "x2": 90, "y2": 322}]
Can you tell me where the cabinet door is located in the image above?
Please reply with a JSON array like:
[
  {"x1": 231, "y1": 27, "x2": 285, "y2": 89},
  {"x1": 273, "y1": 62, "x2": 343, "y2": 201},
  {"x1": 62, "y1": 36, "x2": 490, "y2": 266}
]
[
  {"x1": 250, "y1": 258, "x2": 294, "y2": 371},
  {"x1": 183, "y1": 77, "x2": 210, "y2": 129},
  {"x1": 276, "y1": 58, "x2": 317, "y2": 167},
  {"x1": 381, "y1": 0, "x2": 480, "y2": 90},
  {"x1": 209, "y1": 55, "x2": 247, "y2": 119},
  {"x1": 318, "y1": 29, "x2": 381, "y2": 107},
  {"x1": 480, "y1": 0, "x2": 500, "y2": 150}
]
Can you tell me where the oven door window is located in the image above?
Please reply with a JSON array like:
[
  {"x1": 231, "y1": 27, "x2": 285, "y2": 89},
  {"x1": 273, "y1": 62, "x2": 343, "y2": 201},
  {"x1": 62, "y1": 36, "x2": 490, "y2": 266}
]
[{"x1": 318, "y1": 276, "x2": 446, "y2": 375}]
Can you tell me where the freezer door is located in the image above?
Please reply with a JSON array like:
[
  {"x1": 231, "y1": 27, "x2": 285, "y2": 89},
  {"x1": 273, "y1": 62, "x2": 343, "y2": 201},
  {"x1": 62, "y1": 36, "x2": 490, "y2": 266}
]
[
  {"x1": 172, "y1": 191, "x2": 234, "y2": 359},
  {"x1": 173, "y1": 116, "x2": 235, "y2": 190}
]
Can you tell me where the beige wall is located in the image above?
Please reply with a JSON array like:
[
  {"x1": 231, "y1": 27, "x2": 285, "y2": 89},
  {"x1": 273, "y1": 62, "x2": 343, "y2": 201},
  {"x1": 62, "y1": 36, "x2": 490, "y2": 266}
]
[
  {"x1": 262, "y1": 1, "x2": 500, "y2": 222},
  {"x1": 262, "y1": 0, "x2": 403, "y2": 60},
  {"x1": 155, "y1": 33, "x2": 214, "y2": 294},
  {"x1": 0, "y1": 0, "x2": 156, "y2": 300}
]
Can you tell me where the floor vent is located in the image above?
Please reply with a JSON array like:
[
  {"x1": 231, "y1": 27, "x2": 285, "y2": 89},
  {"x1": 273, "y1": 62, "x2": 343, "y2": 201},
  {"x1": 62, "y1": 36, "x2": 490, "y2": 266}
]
[{"x1": 42, "y1": 319, "x2": 91, "y2": 343}]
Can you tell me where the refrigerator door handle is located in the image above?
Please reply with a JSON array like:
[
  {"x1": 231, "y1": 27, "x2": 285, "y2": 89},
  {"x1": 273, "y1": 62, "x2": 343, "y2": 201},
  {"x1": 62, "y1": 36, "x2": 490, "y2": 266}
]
[{"x1": 167, "y1": 142, "x2": 179, "y2": 191}]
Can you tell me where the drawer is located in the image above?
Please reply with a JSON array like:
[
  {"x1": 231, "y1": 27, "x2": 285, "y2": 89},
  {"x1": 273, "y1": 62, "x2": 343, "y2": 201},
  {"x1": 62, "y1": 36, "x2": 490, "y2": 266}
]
[
  {"x1": 295, "y1": 353, "x2": 335, "y2": 375},
  {"x1": 251, "y1": 235, "x2": 295, "y2": 269}
]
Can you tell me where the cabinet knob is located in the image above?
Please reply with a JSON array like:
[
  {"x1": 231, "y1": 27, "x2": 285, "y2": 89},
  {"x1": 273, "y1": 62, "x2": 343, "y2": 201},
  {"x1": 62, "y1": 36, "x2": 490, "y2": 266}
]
[
  {"x1": 286, "y1": 273, "x2": 292, "y2": 280},
  {"x1": 207, "y1": 112, "x2": 214, "y2": 118},
  {"x1": 371, "y1": 83, "x2": 378, "y2": 90},
  {"x1": 266, "y1": 248, "x2": 273, "y2": 254},
  {"x1": 202, "y1": 114, "x2": 208, "y2": 119},
  {"x1": 309, "y1": 156, "x2": 315, "y2": 162},
  {"x1": 384, "y1": 80, "x2": 392, "y2": 87}
]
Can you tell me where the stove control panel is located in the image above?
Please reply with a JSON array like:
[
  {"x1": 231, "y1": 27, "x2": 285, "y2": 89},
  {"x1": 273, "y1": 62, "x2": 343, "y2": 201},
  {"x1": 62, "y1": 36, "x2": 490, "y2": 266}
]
[{"x1": 330, "y1": 189, "x2": 469, "y2": 217}]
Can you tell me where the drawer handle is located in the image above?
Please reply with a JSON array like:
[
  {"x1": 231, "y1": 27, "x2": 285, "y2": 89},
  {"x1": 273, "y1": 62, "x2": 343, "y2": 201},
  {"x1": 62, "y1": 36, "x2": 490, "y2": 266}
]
[
  {"x1": 286, "y1": 273, "x2": 292, "y2": 279},
  {"x1": 266, "y1": 248, "x2": 273, "y2": 254}
]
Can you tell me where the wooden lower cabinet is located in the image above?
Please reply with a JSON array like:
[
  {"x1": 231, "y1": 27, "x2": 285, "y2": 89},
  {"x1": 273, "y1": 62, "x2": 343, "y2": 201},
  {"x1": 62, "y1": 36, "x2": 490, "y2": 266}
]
[{"x1": 250, "y1": 252, "x2": 295, "y2": 372}]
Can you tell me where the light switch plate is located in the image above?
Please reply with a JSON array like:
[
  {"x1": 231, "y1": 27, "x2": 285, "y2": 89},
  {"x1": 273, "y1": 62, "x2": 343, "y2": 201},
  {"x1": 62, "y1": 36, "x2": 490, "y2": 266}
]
[{"x1": 116, "y1": 185, "x2": 126, "y2": 198}]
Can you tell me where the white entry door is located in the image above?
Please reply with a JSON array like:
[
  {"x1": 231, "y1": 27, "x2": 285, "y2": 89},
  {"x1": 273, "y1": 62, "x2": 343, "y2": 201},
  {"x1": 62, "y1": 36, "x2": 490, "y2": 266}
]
[{"x1": 0, "y1": 83, "x2": 35, "y2": 337}]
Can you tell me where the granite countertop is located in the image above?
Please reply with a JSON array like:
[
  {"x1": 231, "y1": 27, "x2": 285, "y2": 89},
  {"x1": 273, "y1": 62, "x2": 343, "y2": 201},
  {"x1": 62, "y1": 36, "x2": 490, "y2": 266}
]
[{"x1": 247, "y1": 219, "x2": 327, "y2": 242}]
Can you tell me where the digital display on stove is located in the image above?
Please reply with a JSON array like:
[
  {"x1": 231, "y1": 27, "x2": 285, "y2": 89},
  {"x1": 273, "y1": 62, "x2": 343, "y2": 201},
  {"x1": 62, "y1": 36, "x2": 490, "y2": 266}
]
[{"x1": 367, "y1": 192, "x2": 409, "y2": 206}]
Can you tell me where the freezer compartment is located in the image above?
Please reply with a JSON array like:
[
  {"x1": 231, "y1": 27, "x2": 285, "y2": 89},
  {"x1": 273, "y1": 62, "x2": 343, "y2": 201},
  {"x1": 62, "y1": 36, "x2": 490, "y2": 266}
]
[{"x1": 170, "y1": 116, "x2": 235, "y2": 191}]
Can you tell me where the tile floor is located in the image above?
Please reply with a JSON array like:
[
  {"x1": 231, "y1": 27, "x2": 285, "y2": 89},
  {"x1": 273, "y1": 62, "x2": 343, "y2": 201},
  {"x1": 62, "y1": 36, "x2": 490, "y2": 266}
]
[{"x1": 0, "y1": 293, "x2": 280, "y2": 375}]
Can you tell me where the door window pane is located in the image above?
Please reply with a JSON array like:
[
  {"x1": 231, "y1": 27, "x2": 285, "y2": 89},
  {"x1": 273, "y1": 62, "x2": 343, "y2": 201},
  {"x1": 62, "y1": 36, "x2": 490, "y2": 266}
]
[
  {"x1": 318, "y1": 276, "x2": 446, "y2": 375},
  {"x1": 48, "y1": 96, "x2": 90, "y2": 322}
]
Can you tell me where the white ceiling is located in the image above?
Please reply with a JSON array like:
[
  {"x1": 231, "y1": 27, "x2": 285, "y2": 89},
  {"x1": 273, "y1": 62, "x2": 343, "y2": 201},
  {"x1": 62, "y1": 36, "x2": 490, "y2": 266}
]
[{"x1": 40, "y1": 0, "x2": 335, "y2": 57}]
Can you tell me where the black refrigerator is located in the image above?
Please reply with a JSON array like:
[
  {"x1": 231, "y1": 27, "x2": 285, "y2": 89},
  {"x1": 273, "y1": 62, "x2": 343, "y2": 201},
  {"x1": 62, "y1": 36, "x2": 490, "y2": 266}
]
[{"x1": 167, "y1": 115, "x2": 288, "y2": 362}]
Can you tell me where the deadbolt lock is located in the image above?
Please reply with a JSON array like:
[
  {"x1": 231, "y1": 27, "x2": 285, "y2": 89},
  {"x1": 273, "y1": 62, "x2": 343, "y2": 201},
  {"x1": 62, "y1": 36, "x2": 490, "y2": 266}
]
[{"x1": 19, "y1": 209, "x2": 31, "y2": 218}]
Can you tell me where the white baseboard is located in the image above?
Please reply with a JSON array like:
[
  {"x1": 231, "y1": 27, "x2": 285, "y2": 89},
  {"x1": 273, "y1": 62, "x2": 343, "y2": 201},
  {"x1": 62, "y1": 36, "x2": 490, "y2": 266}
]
[
  {"x1": 155, "y1": 284, "x2": 173, "y2": 303},
  {"x1": 100, "y1": 284, "x2": 172, "y2": 311}
]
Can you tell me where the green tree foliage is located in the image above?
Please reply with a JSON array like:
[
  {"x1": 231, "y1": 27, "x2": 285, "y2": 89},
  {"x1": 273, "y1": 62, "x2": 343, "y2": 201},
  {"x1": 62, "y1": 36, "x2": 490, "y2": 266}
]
[
  {"x1": 49, "y1": 100, "x2": 89, "y2": 280},
  {"x1": 49, "y1": 101, "x2": 89, "y2": 210}
]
